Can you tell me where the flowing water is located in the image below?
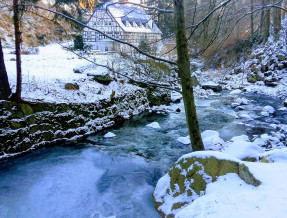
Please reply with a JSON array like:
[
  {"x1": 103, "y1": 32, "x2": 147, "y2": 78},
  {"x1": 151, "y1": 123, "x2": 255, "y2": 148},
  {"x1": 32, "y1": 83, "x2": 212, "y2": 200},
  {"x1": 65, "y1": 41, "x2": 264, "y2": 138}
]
[{"x1": 0, "y1": 93, "x2": 286, "y2": 218}]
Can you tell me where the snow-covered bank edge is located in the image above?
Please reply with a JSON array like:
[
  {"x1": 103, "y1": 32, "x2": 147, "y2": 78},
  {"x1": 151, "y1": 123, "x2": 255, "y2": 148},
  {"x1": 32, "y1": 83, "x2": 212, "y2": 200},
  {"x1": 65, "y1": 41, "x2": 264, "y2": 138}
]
[
  {"x1": 0, "y1": 88, "x2": 160, "y2": 161},
  {"x1": 154, "y1": 126, "x2": 287, "y2": 217}
]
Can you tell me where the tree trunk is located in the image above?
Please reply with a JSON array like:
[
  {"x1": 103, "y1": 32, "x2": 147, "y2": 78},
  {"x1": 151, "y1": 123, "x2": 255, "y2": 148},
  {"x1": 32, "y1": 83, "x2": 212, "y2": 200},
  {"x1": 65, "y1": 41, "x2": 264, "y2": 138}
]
[
  {"x1": 260, "y1": 0, "x2": 265, "y2": 33},
  {"x1": 0, "y1": 39, "x2": 11, "y2": 100},
  {"x1": 273, "y1": 0, "x2": 281, "y2": 39},
  {"x1": 173, "y1": 0, "x2": 204, "y2": 151},
  {"x1": 263, "y1": 8, "x2": 270, "y2": 42},
  {"x1": 13, "y1": 0, "x2": 22, "y2": 102},
  {"x1": 250, "y1": 0, "x2": 254, "y2": 36}
]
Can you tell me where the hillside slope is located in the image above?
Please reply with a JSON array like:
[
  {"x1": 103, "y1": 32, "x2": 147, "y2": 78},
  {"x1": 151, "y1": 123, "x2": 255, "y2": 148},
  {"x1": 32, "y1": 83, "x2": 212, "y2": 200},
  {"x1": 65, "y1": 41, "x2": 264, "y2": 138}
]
[{"x1": 0, "y1": 1, "x2": 79, "y2": 47}]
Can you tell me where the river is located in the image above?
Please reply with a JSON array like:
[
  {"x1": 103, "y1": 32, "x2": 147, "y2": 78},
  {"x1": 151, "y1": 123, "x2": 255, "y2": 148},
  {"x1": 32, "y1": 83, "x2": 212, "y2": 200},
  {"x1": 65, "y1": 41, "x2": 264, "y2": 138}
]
[{"x1": 0, "y1": 93, "x2": 285, "y2": 218}]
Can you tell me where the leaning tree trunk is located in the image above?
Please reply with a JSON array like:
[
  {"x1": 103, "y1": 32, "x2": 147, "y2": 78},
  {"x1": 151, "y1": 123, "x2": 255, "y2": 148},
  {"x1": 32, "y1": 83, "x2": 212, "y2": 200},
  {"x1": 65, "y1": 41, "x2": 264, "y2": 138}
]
[
  {"x1": 13, "y1": 0, "x2": 23, "y2": 102},
  {"x1": 273, "y1": 0, "x2": 281, "y2": 39},
  {"x1": 0, "y1": 39, "x2": 11, "y2": 100},
  {"x1": 174, "y1": 0, "x2": 204, "y2": 151}
]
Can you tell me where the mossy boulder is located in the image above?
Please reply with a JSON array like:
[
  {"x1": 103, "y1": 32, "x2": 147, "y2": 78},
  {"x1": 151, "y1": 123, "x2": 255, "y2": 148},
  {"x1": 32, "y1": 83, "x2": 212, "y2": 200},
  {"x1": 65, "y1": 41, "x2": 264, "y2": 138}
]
[
  {"x1": 201, "y1": 84, "x2": 222, "y2": 92},
  {"x1": 247, "y1": 73, "x2": 264, "y2": 83},
  {"x1": 93, "y1": 74, "x2": 112, "y2": 85},
  {"x1": 65, "y1": 83, "x2": 79, "y2": 90},
  {"x1": 277, "y1": 54, "x2": 286, "y2": 61},
  {"x1": 147, "y1": 87, "x2": 171, "y2": 106},
  {"x1": 153, "y1": 151, "x2": 261, "y2": 217},
  {"x1": 251, "y1": 65, "x2": 259, "y2": 73},
  {"x1": 19, "y1": 103, "x2": 34, "y2": 116}
]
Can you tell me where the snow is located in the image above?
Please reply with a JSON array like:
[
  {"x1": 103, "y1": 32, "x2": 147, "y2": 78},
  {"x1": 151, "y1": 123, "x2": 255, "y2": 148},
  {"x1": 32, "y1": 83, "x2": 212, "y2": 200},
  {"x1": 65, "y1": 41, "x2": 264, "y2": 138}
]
[
  {"x1": 178, "y1": 151, "x2": 240, "y2": 163},
  {"x1": 230, "y1": 89, "x2": 242, "y2": 95},
  {"x1": 104, "y1": 3, "x2": 162, "y2": 34},
  {"x1": 177, "y1": 136, "x2": 190, "y2": 145},
  {"x1": 103, "y1": 132, "x2": 116, "y2": 138},
  {"x1": 4, "y1": 44, "x2": 140, "y2": 103},
  {"x1": 146, "y1": 122, "x2": 161, "y2": 129},
  {"x1": 201, "y1": 130, "x2": 226, "y2": 151},
  {"x1": 171, "y1": 91, "x2": 182, "y2": 102},
  {"x1": 234, "y1": 97, "x2": 249, "y2": 105},
  {"x1": 261, "y1": 148, "x2": 287, "y2": 163},
  {"x1": 223, "y1": 140, "x2": 264, "y2": 160},
  {"x1": 175, "y1": 162, "x2": 287, "y2": 218},
  {"x1": 174, "y1": 158, "x2": 287, "y2": 218},
  {"x1": 230, "y1": 134, "x2": 249, "y2": 142},
  {"x1": 261, "y1": 105, "x2": 276, "y2": 116}
]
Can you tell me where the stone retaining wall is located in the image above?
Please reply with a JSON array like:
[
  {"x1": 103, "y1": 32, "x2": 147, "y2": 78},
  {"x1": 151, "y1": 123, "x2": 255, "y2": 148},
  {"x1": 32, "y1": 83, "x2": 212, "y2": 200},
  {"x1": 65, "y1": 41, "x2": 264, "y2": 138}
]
[{"x1": 0, "y1": 89, "x2": 151, "y2": 160}]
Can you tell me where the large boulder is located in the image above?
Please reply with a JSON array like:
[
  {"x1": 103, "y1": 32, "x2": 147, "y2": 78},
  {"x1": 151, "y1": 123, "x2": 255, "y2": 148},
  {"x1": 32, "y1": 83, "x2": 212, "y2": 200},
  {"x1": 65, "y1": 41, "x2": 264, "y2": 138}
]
[
  {"x1": 201, "y1": 83, "x2": 222, "y2": 92},
  {"x1": 153, "y1": 151, "x2": 261, "y2": 217},
  {"x1": 93, "y1": 73, "x2": 112, "y2": 85}
]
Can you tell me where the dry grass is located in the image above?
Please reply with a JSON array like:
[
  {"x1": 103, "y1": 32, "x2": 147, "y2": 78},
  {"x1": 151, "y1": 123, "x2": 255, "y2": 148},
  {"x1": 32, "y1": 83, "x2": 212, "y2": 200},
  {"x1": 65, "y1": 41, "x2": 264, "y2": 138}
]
[{"x1": 0, "y1": 2, "x2": 76, "y2": 47}]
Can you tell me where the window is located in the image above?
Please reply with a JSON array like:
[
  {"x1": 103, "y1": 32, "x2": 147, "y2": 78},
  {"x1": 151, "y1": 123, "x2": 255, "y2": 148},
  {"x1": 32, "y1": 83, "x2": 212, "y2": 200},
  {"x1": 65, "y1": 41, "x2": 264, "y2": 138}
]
[{"x1": 105, "y1": 46, "x2": 109, "y2": 52}]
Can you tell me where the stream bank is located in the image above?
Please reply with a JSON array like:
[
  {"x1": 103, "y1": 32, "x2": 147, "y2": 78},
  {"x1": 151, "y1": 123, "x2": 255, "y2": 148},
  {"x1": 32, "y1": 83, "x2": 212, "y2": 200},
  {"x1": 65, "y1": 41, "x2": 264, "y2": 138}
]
[{"x1": 0, "y1": 87, "x2": 170, "y2": 161}]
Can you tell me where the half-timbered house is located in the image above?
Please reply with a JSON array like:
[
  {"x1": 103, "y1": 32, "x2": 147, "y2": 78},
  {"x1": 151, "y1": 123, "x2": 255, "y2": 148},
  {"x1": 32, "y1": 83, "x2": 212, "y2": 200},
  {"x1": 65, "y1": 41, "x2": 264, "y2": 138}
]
[{"x1": 82, "y1": 1, "x2": 162, "y2": 52}]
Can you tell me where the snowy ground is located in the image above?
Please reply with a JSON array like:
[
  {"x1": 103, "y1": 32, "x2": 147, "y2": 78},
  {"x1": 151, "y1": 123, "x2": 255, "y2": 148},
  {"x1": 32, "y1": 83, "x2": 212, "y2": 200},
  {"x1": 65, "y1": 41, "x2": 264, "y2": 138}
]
[
  {"x1": 176, "y1": 161, "x2": 287, "y2": 218},
  {"x1": 4, "y1": 43, "x2": 138, "y2": 103}
]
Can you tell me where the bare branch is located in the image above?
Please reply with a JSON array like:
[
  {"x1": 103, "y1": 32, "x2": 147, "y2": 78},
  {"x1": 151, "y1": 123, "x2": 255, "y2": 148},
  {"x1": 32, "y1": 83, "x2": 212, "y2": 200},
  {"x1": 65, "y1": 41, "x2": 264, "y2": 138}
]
[{"x1": 19, "y1": 3, "x2": 177, "y2": 65}]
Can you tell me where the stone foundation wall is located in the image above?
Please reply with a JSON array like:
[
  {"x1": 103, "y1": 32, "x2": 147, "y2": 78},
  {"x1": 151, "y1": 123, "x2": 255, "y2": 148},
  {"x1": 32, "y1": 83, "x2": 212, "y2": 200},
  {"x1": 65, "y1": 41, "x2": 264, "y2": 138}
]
[{"x1": 0, "y1": 89, "x2": 150, "y2": 160}]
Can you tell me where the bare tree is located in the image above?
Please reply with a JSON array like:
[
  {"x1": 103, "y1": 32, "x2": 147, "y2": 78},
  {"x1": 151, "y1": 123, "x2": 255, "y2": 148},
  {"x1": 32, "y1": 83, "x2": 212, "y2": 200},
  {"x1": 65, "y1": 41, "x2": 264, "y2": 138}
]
[
  {"x1": 0, "y1": 39, "x2": 11, "y2": 100},
  {"x1": 13, "y1": 0, "x2": 23, "y2": 102}
]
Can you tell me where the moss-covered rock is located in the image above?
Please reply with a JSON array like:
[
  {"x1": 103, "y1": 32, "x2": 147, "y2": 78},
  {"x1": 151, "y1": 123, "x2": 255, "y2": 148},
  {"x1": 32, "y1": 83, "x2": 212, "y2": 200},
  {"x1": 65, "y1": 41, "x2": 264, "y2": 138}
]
[
  {"x1": 277, "y1": 54, "x2": 286, "y2": 61},
  {"x1": 32, "y1": 103, "x2": 56, "y2": 113},
  {"x1": 19, "y1": 103, "x2": 34, "y2": 116},
  {"x1": 153, "y1": 151, "x2": 261, "y2": 217},
  {"x1": 251, "y1": 65, "x2": 259, "y2": 74},
  {"x1": 147, "y1": 87, "x2": 171, "y2": 106},
  {"x1": 93, "y1": 74, "x2": 112, "y2": 85},
  {"x1": 65, "y1": 83, "x2": 79, "y2": 90}
]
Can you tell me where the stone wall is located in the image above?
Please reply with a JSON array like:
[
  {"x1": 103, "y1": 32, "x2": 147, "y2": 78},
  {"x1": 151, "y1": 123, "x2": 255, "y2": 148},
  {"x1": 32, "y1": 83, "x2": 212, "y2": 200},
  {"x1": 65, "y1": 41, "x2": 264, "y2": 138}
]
[{"x1": 0, "y1": 89, "x2": 150, "y2": 160}]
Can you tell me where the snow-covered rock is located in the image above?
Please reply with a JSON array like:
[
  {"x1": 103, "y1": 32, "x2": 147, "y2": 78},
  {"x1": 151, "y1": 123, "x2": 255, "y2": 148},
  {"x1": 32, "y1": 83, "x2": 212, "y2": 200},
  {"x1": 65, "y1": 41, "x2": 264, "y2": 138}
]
[
  {"x1": 260, "y1": 148, "x2": 287, "y2": 163},
  {"x1": 177, "y1": 136, "x2": 190, "y2": 145},
  {"x1": 230, "y1": 135, "x2": 249, "y2": 142},
  {"x1": 171, "y1": 91, "x2": 182, "y2": 102},
  {"x1": 223, "y1": 141, "x2": 264, "y2": 161},
  {"x1": 201, "y1": 130, "x2": 226, "y2": 151},
  {"x1": 234, "y1": 97, "x2": 249, "y2": 105},
  {"x1": 153, "y1": 151, "x2": 260, "y2": 217},
  {"x1": 104, "y1": 132, "x2": 116, "y2": 138},
  {"x1": 238, "y1": 113, "x2": 254, "y2": 120},
  {"x1": 261, "y1": 105, "x2": 276, "y2": 116},
  {"x1": 146, "y1": 122, "x2": 161, "y2": 129},
  {"x1": 230, "y1": 89, "x2": 242, "y2": 95},
  {"x1": 280, "y1": 125, "x2": 287, "y2": 134}
]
